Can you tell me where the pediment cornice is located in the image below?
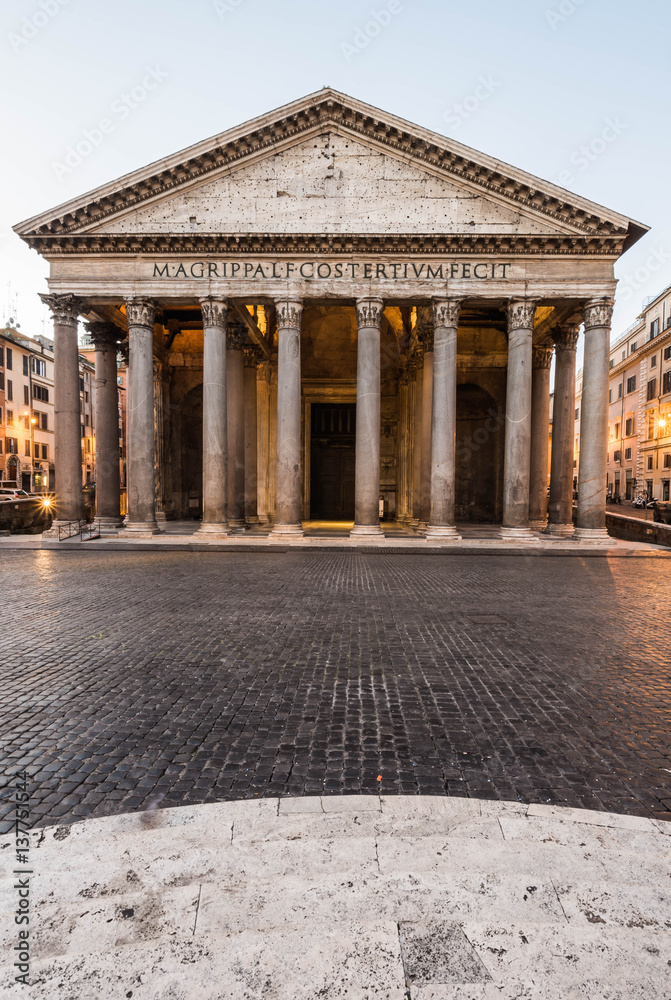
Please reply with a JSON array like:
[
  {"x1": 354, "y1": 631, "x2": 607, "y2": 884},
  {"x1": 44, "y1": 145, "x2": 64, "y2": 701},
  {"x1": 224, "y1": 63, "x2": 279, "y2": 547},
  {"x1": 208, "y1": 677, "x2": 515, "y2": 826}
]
[{"x1": 14, "y1": 89, "x2": 648, "y2": 251}]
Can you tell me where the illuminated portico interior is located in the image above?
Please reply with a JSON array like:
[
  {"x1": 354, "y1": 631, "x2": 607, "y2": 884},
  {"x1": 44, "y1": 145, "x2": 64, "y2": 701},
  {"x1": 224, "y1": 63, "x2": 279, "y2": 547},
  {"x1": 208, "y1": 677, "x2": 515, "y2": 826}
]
[{"x1": 14, "y1": 89, "x2": 648, "y2": 541}]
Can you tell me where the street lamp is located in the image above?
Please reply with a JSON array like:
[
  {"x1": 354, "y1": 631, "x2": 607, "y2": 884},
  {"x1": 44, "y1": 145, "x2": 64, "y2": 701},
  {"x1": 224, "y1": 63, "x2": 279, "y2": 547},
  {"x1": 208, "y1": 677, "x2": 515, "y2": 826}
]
[{"x1": 22, "y1": 412, "x2": 38, "y2": 492}]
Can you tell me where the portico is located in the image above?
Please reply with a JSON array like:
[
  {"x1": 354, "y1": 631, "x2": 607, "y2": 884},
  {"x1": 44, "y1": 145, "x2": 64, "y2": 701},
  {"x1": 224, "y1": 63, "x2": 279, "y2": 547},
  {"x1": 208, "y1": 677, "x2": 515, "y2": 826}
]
[{"x1": 15, "y1": 90, "x2": 647, "y2": 543}]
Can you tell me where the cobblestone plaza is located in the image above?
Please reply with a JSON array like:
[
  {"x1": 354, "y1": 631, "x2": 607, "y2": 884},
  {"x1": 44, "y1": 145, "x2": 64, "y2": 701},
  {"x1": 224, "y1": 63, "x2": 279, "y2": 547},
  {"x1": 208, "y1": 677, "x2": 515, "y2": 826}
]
[{"x1": 2, "y1": 549, "x2": 670, "y2": 834}]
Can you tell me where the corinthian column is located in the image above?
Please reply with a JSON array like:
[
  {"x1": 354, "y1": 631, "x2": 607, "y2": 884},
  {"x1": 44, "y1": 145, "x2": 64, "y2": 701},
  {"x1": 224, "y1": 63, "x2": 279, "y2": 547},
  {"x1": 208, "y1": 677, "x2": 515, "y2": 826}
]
[
  {"x1": 351, "y1": 297, "x2": 384, "y2": 537},
  {"x1": 227, "y1": 319, "x2": 247, "y2": 532},
  {"x1": 86, "y1": 322, "x2": 123, "y2": 532},
  {"x1": 528, "y1": 344, "x2": 554, "y2": 529},
  {"x1": 500, "y1": 299, "x2": 538, "y2": 541},
  {"x1": 244, "y1": 347, "x2": 260, "y2": 524},
  {"x1": 122, "y1": 298, "x2": 160, "y2": 535},
  {"x1": 197, "y1": 297, "x2": 228, "y2": 536},
  {"x1": 547, "y1": 322, "x2": 580, "y2": 535},
  {"x1": 576, "y1": 298, "x2": 613, "y2": 543},
  {"x1": 271, "y1": 299, "x2": 303, "y2": 536},
  {"x1": 40, "y1": 293, "x2": 85, "y2": 534},
  {"x1": 416, "y1": 309, "x2": 434, "y2": 533},
  {"x1": 256, "y1": 359, "x2": 271, "y2": 523},
  {"x1": 426, "y1": 298, "x2": 462, "y2": 541}
]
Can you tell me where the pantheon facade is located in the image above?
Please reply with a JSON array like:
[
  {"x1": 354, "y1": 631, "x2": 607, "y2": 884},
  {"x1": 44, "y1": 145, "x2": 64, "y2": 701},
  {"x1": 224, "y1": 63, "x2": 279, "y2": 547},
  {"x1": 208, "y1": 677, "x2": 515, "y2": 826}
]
[{"x1": 15, "y1": 90, "x2": 648, "y2": 541}]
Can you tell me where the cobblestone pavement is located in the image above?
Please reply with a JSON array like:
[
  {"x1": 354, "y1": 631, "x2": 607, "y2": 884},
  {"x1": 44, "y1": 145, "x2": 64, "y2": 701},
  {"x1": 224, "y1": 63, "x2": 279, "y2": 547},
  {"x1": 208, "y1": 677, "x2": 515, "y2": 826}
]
[{"x1": 1, "y1": 551, "x2": 670, "y2": 832}]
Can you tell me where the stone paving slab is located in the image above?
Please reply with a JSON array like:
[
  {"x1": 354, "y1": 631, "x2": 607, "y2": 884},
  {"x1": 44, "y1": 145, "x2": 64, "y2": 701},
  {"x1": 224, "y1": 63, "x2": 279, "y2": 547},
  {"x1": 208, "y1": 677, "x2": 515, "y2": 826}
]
[
  {"x1": 1, "y1": 549, "x2": 671, "y2": 834},
  {"x1": 1, "y1": 797, "x2": 669, "y2": 998}
]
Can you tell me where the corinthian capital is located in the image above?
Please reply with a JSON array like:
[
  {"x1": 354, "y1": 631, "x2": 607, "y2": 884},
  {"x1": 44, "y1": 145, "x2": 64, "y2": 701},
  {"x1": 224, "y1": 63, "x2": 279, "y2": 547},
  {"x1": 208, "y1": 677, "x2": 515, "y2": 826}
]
[
  {"x1": 584, "y1": 297, "x2": 614, "y2": 330},
  {"x1": 126, "y1": 298, "x2": 157, "y2": 329},
  {"x1": 532, "y1": 345, "x2": 554, "y2": 369},
  {"x1": 554, "y1": 321, "x2": 581, "y2": 353},
  {"x1": 507, "y1": 299, "x2": 538, "y2": 330},
  {"x1": 40, "y1": 293, "x2": 85, "y2": 327},
  {"x1": 227, "y1": 320, "x2": 248, "y2": 351},
  {"x1": 200, "y1": 297, "x2": 227, "y2": 329},
  {"x1": 356, "y1": 297, "x2": 384, "y2": 330},
  {"x1": 275, "y1": 298, "x2": 304, "y2": 331},
  {"x1": 85, "y1": 321, "x2": 120, "y2": 351},
  {"x1": 433, "y1": 298, "x2": 463, "y2": 330}
]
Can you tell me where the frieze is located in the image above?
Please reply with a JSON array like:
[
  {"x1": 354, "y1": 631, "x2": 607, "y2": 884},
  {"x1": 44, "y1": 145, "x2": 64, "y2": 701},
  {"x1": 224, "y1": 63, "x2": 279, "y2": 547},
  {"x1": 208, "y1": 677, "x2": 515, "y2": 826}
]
[{"x1": 151, "y1": 259, "x2": 514, "y2": 281}]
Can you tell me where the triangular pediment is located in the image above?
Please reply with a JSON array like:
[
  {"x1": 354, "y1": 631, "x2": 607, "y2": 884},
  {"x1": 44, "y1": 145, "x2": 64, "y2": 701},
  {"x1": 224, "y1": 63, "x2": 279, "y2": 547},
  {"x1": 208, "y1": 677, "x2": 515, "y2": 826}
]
[{"x1": 14, "y1": 88, "x2": 648, "y2": 254}]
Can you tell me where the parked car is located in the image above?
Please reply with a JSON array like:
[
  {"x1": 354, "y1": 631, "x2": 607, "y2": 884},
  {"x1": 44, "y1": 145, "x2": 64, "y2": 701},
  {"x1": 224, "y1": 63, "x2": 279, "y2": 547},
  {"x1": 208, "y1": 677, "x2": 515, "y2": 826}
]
[{"x1": 0, "y1": 488, "x2": 32, "y2": 499}]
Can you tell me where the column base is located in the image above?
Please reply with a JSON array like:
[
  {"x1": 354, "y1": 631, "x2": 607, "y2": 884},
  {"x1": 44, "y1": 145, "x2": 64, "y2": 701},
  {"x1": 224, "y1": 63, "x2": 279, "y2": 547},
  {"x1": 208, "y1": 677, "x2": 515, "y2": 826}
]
[
  {"x1": 245, "y1": 515, "x2": 262, "y2": 525},
  {"x1": 349, "y1": 523, "x2": 384, "y2": 538},
  {"x1": 546, "y1": 523, "x2": 575, "y2": 537},
  {"x1": 119, "y1": 521, "x2": 162, "y2": 537},
  {"x1": 529, "y1": 519, "x2": 548, "y2": 531},
  {"x1": 227, "y1": 518, "x2": 248, "y2": 534},
  {"x1": 195, "y1": 522, "x2": 229, "y2": 538},
  {"x1": 269, "y1": 523, "x2": 304, "y2": 538},
  {"x1": 498, "y1": 526, "x2": 540, "y2": 543},
  {"x1": 573, "y1": 527, "x2": 612, "y2": 545},
  {"x1": 424, "y1": 525, "x2": 462, "y2": 542}
]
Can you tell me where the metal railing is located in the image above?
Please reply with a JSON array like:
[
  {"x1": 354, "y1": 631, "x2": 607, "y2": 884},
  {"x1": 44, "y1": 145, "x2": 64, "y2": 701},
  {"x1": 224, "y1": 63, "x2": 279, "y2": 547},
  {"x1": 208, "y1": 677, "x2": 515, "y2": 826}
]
[
  {"x1": 55, "y1": 519, "x2": 102, "y2": 541},
  {"x1": 81, "y1": 520, "x2": 101, "y2": 541},
  {"x1": 57, "y1": 520, "x2": 83, "y2": 541}
]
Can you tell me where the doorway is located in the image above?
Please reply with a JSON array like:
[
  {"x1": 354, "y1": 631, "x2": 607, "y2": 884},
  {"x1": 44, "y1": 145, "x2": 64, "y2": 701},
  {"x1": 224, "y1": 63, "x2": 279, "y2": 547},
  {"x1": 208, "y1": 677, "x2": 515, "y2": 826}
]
[{"x1": 309, "y1": 403, "x2": 356, "y2": 519}]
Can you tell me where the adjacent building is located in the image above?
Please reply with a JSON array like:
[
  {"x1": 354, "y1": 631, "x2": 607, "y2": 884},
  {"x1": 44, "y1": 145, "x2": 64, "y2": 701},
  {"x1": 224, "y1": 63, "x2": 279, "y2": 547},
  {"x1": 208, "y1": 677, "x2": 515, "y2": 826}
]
[{"x1": 575, "y1": 282, "x2": 671, "y2": 502}]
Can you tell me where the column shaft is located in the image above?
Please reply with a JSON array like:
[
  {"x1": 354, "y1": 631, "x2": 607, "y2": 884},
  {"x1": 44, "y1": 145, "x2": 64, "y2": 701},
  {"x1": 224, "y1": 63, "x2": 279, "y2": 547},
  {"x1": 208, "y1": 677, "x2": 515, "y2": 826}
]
[
  {"x1": 87, "y1": 322, "x2": 122, "y2": 531},
  {"x1": 351, "y1": 298, "x2": 384, "y2": 536},
  {"x1": 40, "y1": 294, "x2": 84, "y2": 532},
  {"x1": 500, "y1": 299, "x2": 537, "y2": 540},
  {"x1": 576, "y1": 298, "x2": 614, "y2": 541},
  {"x1": 528, "y1": 346, "x2": 553, "y2": 528},
  {"x1": 227, "y1": 320, "x2": 247, "y2": 531},
  {"x1": 426, "y1": 298, "x2": 462, "y2": 540},
  {"x1": 271, "y1": 301, "x2": 303, "y2": 536},
  {"x1": 410, "y1": 353, "x2": 423, "y2": 526},
  {"x1": 123, "y1": 299, "x2": 159, "y2": 535},
  {"x1": 256, "y1": 360, "x2": 271, "y2": 523},
  {"x1": 197, "y1": 298, "x2": 228, "y2": 536},
  {"x1": 418, "y1": 347, "x2": 433, "y2": 530},
  {"x1": 244, "y1": 349, "x2": 260, "y2": 524},
  {"x1": 547, "y1": 325, "x2": 580, "y2": 535}
]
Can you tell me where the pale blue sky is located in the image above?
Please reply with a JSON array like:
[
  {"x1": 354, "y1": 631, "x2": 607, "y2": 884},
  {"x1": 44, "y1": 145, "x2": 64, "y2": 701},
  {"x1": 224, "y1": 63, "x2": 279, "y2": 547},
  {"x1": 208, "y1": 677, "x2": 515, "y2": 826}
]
[{"x1": 1, "y1": 0, "x2": 669, "y2": 344}]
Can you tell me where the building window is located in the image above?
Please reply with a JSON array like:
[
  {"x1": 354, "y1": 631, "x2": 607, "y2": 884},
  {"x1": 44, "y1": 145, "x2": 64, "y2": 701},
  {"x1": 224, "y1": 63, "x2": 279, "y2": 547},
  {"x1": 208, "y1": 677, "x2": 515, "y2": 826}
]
[
  {"x1": 651, "y1": 355, "x2": 657, "y2": 368},
  {"x1": 84, "y1": 391, "x2": 89, "y2": 403},
  {"x1": 23, "y1": 385, "x2": 29, "y2": 405},
  {"x1": 663, "y1": 371, "x2": 671, "y2": 395},
  {"x1": 575, "y1": 407, "x2": 580, "y2": 420},
  {"x1": 615, "y1": 421, "x2": 620, "y2": 438},
  {"x1": 79, "y1": 377, "x2": 84, "y2": 392},
  {"x1": 650, "y1": 318, "x2": 660, "y2": 339},
  {"x1": 33, "y1": 385, "x2": 49, "y2": 402},
  {"x1": 609, "y1": 359, "x2": 614, "y2": 368},
  {"x1": 608, "y1": 389, "x2": 612, "y2": 403},
  {"x1": 648, "y1": 456, "x2": 654, "y2": 470},
  {"x1": 40, "y1": 413, "x2": 47, "y2": 430},
  {"x1": 24, "y1": 439, "x2": 30, "y2": 456},
  {"x1": 664, "y1": 454, "x2": 671, "y2": 469},
  {"x1": 664, "y1": 346, "x2": 671, "y2": 361},
  {"x1": 81, "y1": 424, "x2": 85, "y2": 438},
  {"x1": 33, "y1": 443, "x2": 39, "y2": 459},
  {"x1": 0, "y1": 346, "x2": 3, "y2": 366},
  {"x1": 6, "y1": 380, "x2": 13, "y2": 401},
  {"x1": 647, "y1": 379, "x2": 657, "y2": 401},
  {"x1": 41, "y1": 444, "x2": 48, "y2": 460},
  {"x1": 613, "y1": 450, "x2": 621, "y2": 461},
  {"x1": 627, "y1": 375, "x2": 636, "y2": 394},
  {"x1": 625, "y1": 418, "x2": 634, "y2": 436},
  {"x1": 85, "y1": 414, "x2": 90, "y2": 426},
  {"x1": 22, "y1": 355, "x2": 29, "y2": 376},
  {"x1": 6, "y1": 437, "x2": 17, "y2": 453},
  {"x1": 622, "y1": 350, "x2": 626, "y2": 361},
  {"x1": 631, "y1": 342, "x2": 637, "y2": 352},
  {"x1": 0, "y1": 372, "x2": 3, "y2": 390},
  {"x1": 7, "y1": 410, "x2": 13, "y2": 426},
  {"x1": 31, "y1": 357, "x2": 46, "y2": 376},
  {"x1": 6, "y1": 348, "x2": 12, "y2": 370},
  {"x1": 625, "y1": 447, "x2": 632, "y2": 460}
]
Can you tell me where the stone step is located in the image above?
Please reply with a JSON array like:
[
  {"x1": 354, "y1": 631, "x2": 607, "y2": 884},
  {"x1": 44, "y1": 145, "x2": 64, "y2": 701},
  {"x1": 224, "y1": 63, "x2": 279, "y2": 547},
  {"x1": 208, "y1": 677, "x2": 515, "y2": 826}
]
[{"x1": 3, "y1": 920, "x2": 669, "y2": 999}]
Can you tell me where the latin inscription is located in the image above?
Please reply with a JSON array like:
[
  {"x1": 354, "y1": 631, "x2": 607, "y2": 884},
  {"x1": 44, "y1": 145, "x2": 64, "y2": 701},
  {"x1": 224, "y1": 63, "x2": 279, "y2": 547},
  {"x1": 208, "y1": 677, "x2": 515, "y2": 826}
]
[{"x1": 151, "y1": 260, "x2": 513, "y2": 281}]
